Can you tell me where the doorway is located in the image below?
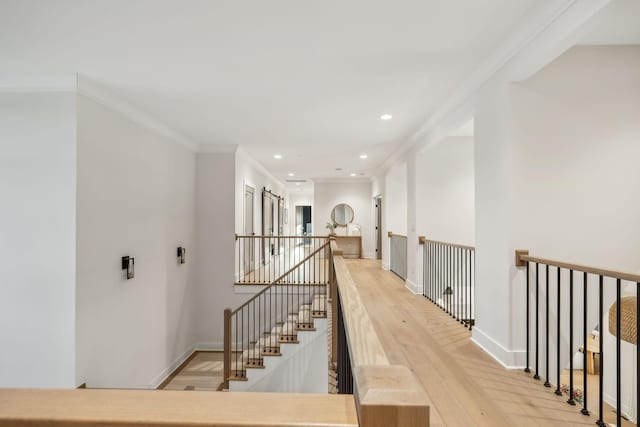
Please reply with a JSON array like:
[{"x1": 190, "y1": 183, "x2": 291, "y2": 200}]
[
  {"x1": 375, "y1": 197, "x2": 382, "y2": 260},
  {"x1": 295, "y1": 205, "x2": 312, "y2": 236}
]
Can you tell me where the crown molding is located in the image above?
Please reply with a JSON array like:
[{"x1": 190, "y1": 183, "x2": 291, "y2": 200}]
[
  {"x1": 312, "y1": 177, "x2": 372, "y2": 185},
  {"x1": 198, "y1": 144, "x2": 239, "y2": 154},
  {"x1": 236, "y1": 147, "x2": 288, "y2": 191},
  {"x1": 374, "y1": 0, "x2": 607, "y2": 178},
  {"x1": 0, "y1": 73, "x2": 77, "y2": 92},
  {"x1": 76, "y1": 75, "x2": 199, "y2": 152}
]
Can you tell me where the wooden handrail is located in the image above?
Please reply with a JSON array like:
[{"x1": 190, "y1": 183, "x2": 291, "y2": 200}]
[
  {"x1": 388, "y1": 231, "x2": 407, "y2": 238},
  {"x1": 515, "y1": 250, "x2": 640, "y2": 282},
  {"x1": 331, "y1": 247, "x2": 430, "y2": 426},
  {"x1": 231, "y1": 240, "x2": 330, "y2": 314},
  {"x1": 0, "y1": 389, "x2": 358, "y2": 427},
  {"x1": 419, "y1": 236, "x2": 475, "y2": 251}
]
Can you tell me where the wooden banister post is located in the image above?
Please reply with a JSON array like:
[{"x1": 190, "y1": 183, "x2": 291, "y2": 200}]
[
  {"x1": 387, "y1": 231, "x2": 393, "y2": 238},
  {"x1": 223, "y1": 308, "x2": 232, "y2": 389},
  {"x1": 418, "y1": 236, "x2": 426, "y2": 245},
  {"x1": 515, "y1": 249, "x2": 529, "y2": 267}
]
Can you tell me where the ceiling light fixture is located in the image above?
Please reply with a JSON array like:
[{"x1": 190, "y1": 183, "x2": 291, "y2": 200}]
[
  {"x1": 295, "y1": 183, "x2": 300, "y2": 186},
  {"x1": 360, "y1": 154, "x2": 368, "y2": 159},
  {"x1": 350, "y1": 173, "x2": 357, "y2": 177},
  {"x1": 288, "y1": 172, "x2": 295, "y2": 176},
  {"x1": 273, "y1": 154, "x2": 282, "y2": 159},
  {"x1": 380, "y1": 114, "x2": 392, "y2": 121}
]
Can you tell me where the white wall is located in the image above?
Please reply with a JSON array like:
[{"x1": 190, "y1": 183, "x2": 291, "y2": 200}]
[
  {"x1": 380, "y1": 162, "x2": 407, "y2": 270},
  {"x1": 75, "y1": 95, "x2": 197, "y2": 388},
  {"x1": 0, "y1": 92, "x2": 77, "y2": 388},
  {"x1": 508, "y1": 46, "x2": 640, "y2": 417},
  {"x1": 416, "y1": 136, "x2": 475, "y2": 246},
  {"x1": 313, "y1": 181, "x2": 374, "y2": 258},
  {"x1": 195, "y1": 152, "x2": 246, "y2": 349},
  {"x1": 235, "y1": 149, "x2": 288, "y2": 236}
]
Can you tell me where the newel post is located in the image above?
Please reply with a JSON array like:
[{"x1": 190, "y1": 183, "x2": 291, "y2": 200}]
[
  {"x1": 223, "y1": 308, "x2": 232, "y2": 389},
  {"x1": 418, "y1": 236, "x2": 426, "y2": 245},
  {"x1": 515, "y1": 249, "x2": 529, "y2": 267}
]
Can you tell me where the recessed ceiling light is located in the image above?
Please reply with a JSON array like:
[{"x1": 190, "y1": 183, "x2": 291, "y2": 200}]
[
  {"x1": 350, "y1": 173, "x2": 357, "y2": 177},
  {"x1": 288, "y1": 172, "x2": 295, "y2": 177},
  {"x1": 380, "y1": 114, "x2": 392, "y2": 121},
  {"x1": 335, "y1": 168, "x2": 343, "y2": 171},
  {"x1": 273, "y1": 154, "x2": 282, "y2": 159},
  {"x1": 295, "y1": 182, "x2": 300, "y2": 186},
  {"x1": 360, "y1": 154, "x2": 368, "y2": 159}
]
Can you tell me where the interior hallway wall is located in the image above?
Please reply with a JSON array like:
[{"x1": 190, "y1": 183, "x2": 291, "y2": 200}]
[
  {"x1": 75, "y1": 94, "x2": 197, "y2": 389},
  {"x1": 0, "y1": 92, "x2": 77, "y2": 388},
  {"x1": 416, "y1": 136, "x2": 475, "y2": 246},
  {"x1": 382, "y1": 162, "x2": 407, "y2": 270},
  {"x1": 313, "y1": 181, "x2": 374, "y2": 258},
  {"x1": 509, "y1": 45, "x2": 640, "y2": 419},
  {"x1": 195, "y1": 152, "x2": 245, "y2": 349}
]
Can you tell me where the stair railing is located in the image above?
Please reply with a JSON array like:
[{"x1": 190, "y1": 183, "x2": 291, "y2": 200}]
[
  {"x1": 235, "y1": 235, "x2": 329, "y2": 285},
  {"x1": 223, "y1": 239, "x2": 330, "y2": 388},
  {"x1": 419, "y1": 236, "x2": 475, "y2": 329},
  {"x1": 516, "y1": 250, "x2": 640, "y2": 427},
  {"x1": 388, "y1": 231, "x2": 408, "y2": 279}
]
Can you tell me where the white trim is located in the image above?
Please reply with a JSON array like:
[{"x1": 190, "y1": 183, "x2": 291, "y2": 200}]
[
  {"x1": 194, "y1": 342, "x2": 224, "y2": 352},
  {"x1": 405, "y1": 279, "x2": 422, "y2": 295},
  {"x1": 148, "y1": 345, "x2": 195, "y2": 389},
  {"x1": 374, "y1": 0, "x2": 607, "y2": 177},
  {"x1": 604, "y1": 391, "x2": 635, "y2": 424},
  {"x1": 312, "y1": 177, "x2": 372, "y2": 184},
  {"x1": 0, "y1": 73, "x2": 77, "y2": 92},
  {"x1": 76, "y1": 76, "x2": 199, "y2": 151},
  {"x1": 236, "y1": 147, "x2": 288, "y2": 189},
  {"x1": 471, "y1": 327, "x2": 526, "y2": 370},
  {"x1": 198, "y1": 144, "x2": 239, "y2": 154},
  {"x1": 381, "y1": 262, "x2": 390, "y2": 271}
]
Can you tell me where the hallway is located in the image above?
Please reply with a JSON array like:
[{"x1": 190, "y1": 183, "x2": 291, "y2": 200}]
[{"x1": 346, "y1": 259, "x2": 623, "y2": 427}]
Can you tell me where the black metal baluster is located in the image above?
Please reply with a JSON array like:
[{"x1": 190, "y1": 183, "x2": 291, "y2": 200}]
[
  {"x1": 616, "y1": 278, "x2": 621, "y2": 426},
  {"x1": 534, "y1": 262, "x2": 540, "y2": 380},
  {"x1": 525, "y1": 261, "x2": 530, "y2": 373},
  {"x1": 463, "y1": 249, "x2": 467, "y2": 326},
  {"x1": 596, "y1": 276, "x2": 605, "y2": 426},
  {"x1": 544, "y1": 264, "x2": 551, "y2": 387},
  {"x1": 555, "y1": 267, "x2": 562, "y2": 396},
  {"x1": 568, "y1": 269, "x2": 575, "y2": 405},
  {"x1": 581, "y1": 272, "x2": 589, "y2": 415}
]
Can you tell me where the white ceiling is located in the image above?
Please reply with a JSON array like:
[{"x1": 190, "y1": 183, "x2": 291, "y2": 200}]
[
  {"x1": 578, "y1": 0, "x2": 640, "y2": 45},
  {"x1": 1, "y1": 0, "x2": 563, "y2": 182}
]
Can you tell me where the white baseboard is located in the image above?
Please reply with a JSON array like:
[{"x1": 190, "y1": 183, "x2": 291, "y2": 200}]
[
  {"x1": 604, "y1": 391, "x2": 636, "y2": 424},
  {"x1": 148, "y1": 345, "x2": 195, "y2": 389},
  {"x1": 195, "y1": 342, "x2": 224, "y2": 352},
  {"x1": 405, "y1": 279, "x2": 422, "y2": 295},
  {"x1": 382, "y1": 262, "x2": 390, "y2": 271},
  {"x1": 471, "y1": 327, "x2": 526, "y2": 370},
  {"x1": 363, "y1": 252, "x2": 376, "y2": 259}
]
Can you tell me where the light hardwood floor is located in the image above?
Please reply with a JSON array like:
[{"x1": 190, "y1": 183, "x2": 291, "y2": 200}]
[
  {"x1": 159, "y1": 351, "x2": 224, "y2": 391},
  {"x1": 346, "y1": 258, "x2": 631, "y2": 427}
]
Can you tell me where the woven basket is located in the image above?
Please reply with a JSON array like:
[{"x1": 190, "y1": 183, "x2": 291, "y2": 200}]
[{"x1": 608, "y1": 296, "x2": 637, "y2": 345}]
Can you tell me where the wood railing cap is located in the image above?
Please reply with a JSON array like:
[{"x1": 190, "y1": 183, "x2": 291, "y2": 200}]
[
  {"x1": 355, "y1": 365, "x2": 430, "y2": 427},
  {"x1": 418, "y1": 236, "x2": 426, "y2": 245}
]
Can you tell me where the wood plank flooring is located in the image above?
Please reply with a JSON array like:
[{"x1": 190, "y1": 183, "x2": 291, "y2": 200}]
[
  {"x1": 346, "y1": 259, "x2": 628, "y2": 427},
  {"x1": 159, "y1": 351, "x2": 224, "y2": 391}
]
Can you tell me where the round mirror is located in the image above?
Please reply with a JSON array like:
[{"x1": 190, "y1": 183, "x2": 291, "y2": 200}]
[{"x1": 331, "y1": 203, "x2": 355, "y2": 226}]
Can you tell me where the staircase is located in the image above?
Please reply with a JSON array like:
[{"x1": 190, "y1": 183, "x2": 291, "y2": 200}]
[{"x1": 223, "y1": 240, "x2": 330, "y2": 392}]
